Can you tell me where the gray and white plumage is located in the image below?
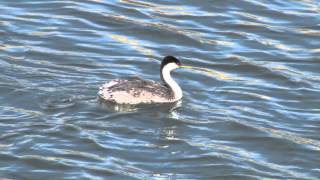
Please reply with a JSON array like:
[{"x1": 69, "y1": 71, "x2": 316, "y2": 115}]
[{"x1": 98, "y1": 56, "x2": 183, "y2": 104}]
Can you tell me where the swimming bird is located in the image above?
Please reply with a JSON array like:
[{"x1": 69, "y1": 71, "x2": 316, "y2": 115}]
[{"x1": 98, "y1": 56, "x2": 183, "y2": 104}]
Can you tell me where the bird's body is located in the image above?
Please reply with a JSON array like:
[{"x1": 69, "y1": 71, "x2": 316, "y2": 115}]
[
  {"x1": 98, "y1": 56, "x2": 182, "y2": 105},
  {"x1": 99, "y1": 78, "x2": 176, "y2": 104}
]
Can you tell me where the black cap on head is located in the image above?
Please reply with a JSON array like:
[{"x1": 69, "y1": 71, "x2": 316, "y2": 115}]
[{"x1": 160, "y1": 56, "x2": 181, "y2": 70}]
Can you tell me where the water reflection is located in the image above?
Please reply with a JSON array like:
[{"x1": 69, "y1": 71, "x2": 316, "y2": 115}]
[
  {"x1": 182, "y1": 65, "x2": 236, "y2": 81},
  {"x1": 110, "y1": 34, "x2": 154, "y2": 56}
]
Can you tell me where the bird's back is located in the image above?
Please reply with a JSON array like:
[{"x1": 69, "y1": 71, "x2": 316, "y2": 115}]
[{"x1": 98, "y1": 78, "x2": 175, "y2": 104}]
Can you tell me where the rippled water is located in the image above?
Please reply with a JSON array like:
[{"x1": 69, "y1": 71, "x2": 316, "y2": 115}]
[{"x1": 1, "y1": 0, "x2": 320, "y2": 179}]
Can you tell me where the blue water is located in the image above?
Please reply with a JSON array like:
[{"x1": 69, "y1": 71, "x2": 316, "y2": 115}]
[{"x1": 0, "y1": 0, "x2": 320, "y2": 179}]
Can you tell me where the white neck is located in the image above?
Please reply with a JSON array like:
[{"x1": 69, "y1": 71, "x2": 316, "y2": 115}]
[{"x1": 161, "y1": 63, "x2": 183, "y2": 100}]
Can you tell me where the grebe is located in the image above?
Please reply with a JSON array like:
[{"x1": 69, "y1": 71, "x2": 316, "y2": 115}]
[{"x1": 98, "y1": 56, "x2": 183, "y2": 104}]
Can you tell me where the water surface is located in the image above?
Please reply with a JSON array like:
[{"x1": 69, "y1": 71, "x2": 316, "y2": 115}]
[{"x1": 1, "y1": 0, "x2": 320, "y2": 179}]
